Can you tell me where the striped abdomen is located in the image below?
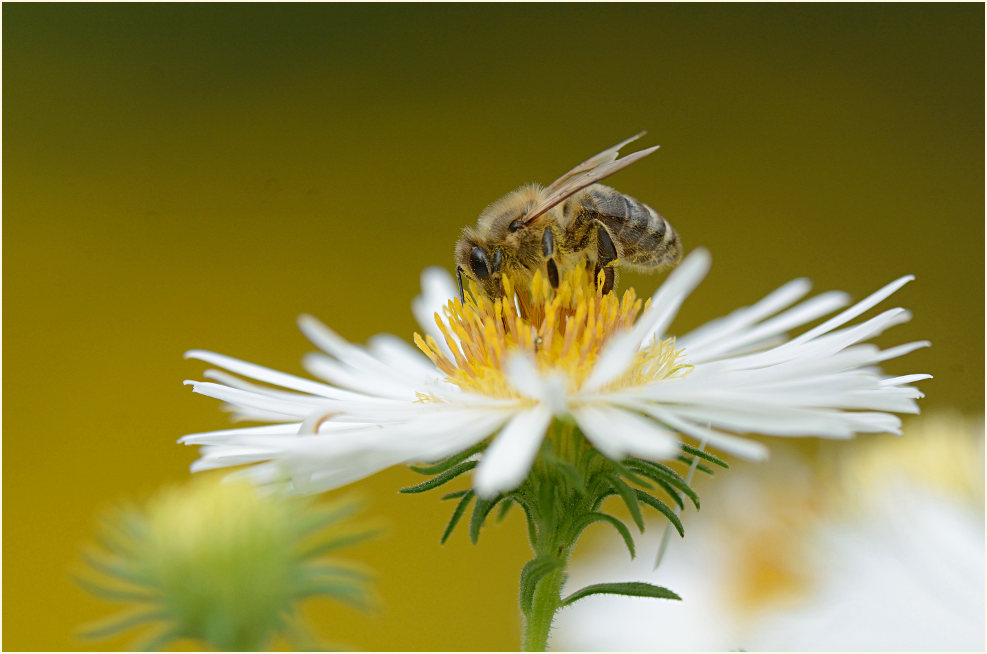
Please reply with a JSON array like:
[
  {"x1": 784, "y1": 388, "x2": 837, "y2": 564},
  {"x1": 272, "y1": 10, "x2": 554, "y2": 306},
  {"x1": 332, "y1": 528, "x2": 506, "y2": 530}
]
[{"x1": 576, "y1": 184, "x2": 681, "y2": 270}]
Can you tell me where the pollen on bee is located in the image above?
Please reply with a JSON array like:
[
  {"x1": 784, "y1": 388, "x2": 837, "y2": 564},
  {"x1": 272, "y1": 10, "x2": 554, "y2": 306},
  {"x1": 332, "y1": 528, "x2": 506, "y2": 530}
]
[{"x1": 413, "y1": 266, "x2": 685, "y2": 398}]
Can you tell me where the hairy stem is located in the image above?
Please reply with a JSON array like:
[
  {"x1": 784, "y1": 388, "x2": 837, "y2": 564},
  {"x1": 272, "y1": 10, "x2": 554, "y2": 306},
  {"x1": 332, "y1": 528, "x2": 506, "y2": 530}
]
[{"x1": 521, "y1": 545, "x2": 572, "y2": 652}]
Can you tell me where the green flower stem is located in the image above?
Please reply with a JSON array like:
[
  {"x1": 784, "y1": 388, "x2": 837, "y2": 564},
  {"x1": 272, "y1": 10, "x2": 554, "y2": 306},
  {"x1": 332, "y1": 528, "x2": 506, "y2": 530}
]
[
  {"x1": 413, "y1": 418, "x2": 696, "y2": 650},
  {"x1": 521, "y1": 545, "x2": 571, "y2": 652},
  {"x1": 519, "y1": 420, "x2": 587, "y2": 651}
]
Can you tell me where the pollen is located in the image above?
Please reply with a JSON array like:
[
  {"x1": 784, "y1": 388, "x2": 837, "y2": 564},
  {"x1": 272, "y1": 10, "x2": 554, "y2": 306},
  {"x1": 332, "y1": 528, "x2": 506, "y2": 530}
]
[{"x1": 414, "y1": 266, "x2": 685, "y2": 398}]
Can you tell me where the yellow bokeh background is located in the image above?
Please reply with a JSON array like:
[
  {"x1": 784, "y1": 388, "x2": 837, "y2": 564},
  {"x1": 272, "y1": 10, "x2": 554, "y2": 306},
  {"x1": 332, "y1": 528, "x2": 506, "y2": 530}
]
[{"x1": 3, "y1": 4, "x2": 982, "y2": 651}]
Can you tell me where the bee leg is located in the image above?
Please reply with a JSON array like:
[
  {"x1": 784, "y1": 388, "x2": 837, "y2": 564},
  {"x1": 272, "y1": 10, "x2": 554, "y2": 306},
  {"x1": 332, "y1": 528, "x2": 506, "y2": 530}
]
[
  {"x1": 456, "y1": 266, "x2": 466, "y2": 303},
  {"x1": 546, "y1": 259, "x2": 560, "y2": 289},
  {"x1": 595, "y1": 223, "x2": 618, "y2": 295},
  {"x1": 542, "y1": 228, "x2": 560, "y2": 289},
  {"x1": 542, "y1": 226, "x2": 555, "y2": 258},
  {"x1": 599, "y1": 267, "x2": 615, "y2": 295}
]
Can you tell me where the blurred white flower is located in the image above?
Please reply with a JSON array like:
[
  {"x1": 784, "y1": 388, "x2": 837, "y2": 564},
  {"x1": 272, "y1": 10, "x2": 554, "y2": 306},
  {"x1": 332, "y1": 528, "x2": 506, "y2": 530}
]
[
  {"x1": 554, "y1": 412, "x2": 985, "y2": 651},
  {"x1": 182, "y1": 249, "x2": 928, "y2": 499}
]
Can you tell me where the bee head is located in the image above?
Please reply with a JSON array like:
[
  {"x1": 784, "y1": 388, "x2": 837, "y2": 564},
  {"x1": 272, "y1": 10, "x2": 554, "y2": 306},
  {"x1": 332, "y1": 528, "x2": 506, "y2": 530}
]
[{"x1": 454, "y1": 234, "x2": 505, "y2": 300}]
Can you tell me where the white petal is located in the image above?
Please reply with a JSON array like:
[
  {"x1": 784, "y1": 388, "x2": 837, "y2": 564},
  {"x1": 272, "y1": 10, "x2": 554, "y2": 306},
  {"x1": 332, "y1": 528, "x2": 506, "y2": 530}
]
[
  {"x1": 504, "y1": 355, "x2": 542, "y2": 399},
  {"x1": 473, "y1": 406, "x2": 553, "y2": 498},
  {"x1": 634, "y1": 404, "x2": 771, "y2": 460},
  {"x1": 505, "y1": 355, "x2": 568, "y2": 413},
  {"x1": 580, "y1": 330, "x2": 644, "y2": 394},
  {"x1": 184, "y1": 380, "x2": 323, "y2": 418},
  {"x1": 789, "y1": 275, "x2": 914, "y2": 345},
  {"x1": 662, "y1": 403, "x2": 900, "y2": 438},
  {"x1": 636, "y1": 248, "x2": 712, "y2": 345},
  {"x1": 191, "y1": 407, "x2": 515, "y2": 493},
  {"x1": 411, "y1": 266, "x2": 459, "y2": 359},
  {"x1": 298, "y1": 316, "x2": 437, "y2": 397},
  {"x1": 302, "y1": 352, "x2": 419, "y2": 400},
  {"x1": 367, "y1": 333, "x2": 442, "y2": 381},
  {"x1": 573, "y1": 405, "x2": 681, "y2": 461},
  {"x1": 409, "y1": 408, "x2": 516, "y2": 461},
  {"x1": 202, "y1": 369, "x2": 339, "y2": 405},
  {"x1": 677, "y1": 277, "x2": 816, "y2": 351},
  {"x1": 185, "y1": 349, "x2": 350, "y2": 399},
  {"x1": 881, "y1": 374, "x2": 933, "y2": 386},
  {"x1": 180, "y1": 423, "x2": 304, "y2": 445},
  {"x1": 873, "y1": 340, "x2": 931, "y2": 363},
  {"x1": 583, "y1": 249, "x2": 711, "y2": 393},
  {"x1": 683, "y1": 290, "x2": 850, "y2": 363}
]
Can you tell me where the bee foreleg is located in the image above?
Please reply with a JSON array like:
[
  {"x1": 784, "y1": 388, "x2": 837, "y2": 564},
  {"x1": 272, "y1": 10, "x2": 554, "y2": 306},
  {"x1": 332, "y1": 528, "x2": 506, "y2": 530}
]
[
  {"x1": 546, "y1": 259, "x2": 560, "y2": 289},
  {"x1": 595, "y1": 223, "x2": 618, "y2": 295},
  {"x1": 456, "y1": 266, "x2": 466, "y2": 303},
  {"x1": 542, "y1": 227, "x2": 560, "y2": 289},
  {"x1": 542, "y1": 227, "x2": 555, "y2": 258}
]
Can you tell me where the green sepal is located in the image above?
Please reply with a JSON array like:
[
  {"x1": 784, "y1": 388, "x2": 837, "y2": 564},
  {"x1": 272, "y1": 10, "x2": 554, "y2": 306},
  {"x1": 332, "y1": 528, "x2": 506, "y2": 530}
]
[
  {"x1": 469, "y1": 494, "x2": 502, "y2": 544},
  {"x1": 519, "y1": 556, "x2": 563, "y2": 615},
  {"x1": 409, "y1": 442, "x2": 486, "y2": 476},
  {"x1": 496, "y1": 498, "x2": 514, "y2": 522},
  {"x1": 560, "y1": 581, "x2": 681, "y2": 607},
  {"x1": 440, "y1": 490, "x2": 475, "y2": 544},
  {"x1": 297, "y1": 582, "x2": 371, "y2": 609},
  {"x1": 569, "y1": 512, "x2": 635, "y2": 559},
  {"x1": 299, "y1": 501, "x2": 363, "y2": 533},
  {"x1": 681, "y1": 444, "x2": 728, "y2": 469},
  {"x1": 306, "y1": 564, "x2": 373, "y2": 582},
  {"x1": 78, "y1": 608, "x2": 168, "y2": 639},
  {"x1": 93, "y1": 515, "x2": 141, "y2": 558},
  {"x1": 441, "y1": 489, "x2": 470, "y2": 500},
  {"x1": 134, "y1": 626, "x2": 183, "y2": 652},
  {"x1": 537, "y1": 477, "x2": 559, "y2": 535},
  {"x1": 607, "y1": 474, "x2": 645, "y2": 532},
  {"x1": 677, "y1": 455, "x2": 714, "y2": 474},
  {"x1": 523, "y1": 505, "x2": 538, "y2": 545},
  {"x1": 626, "y1": 459, "x2": 700, "y2": 510},
  {"x1": 298, "y1": 527, "x2": 383, "y2": 559},
  {"x1": 543, "y1": 451, "x2": 588, "y2": 494},
  {"x1": 653, "y1": 478, "x2": 686, "y2": 510},
  {"x1": 634, "y1": 489, "x2": 684, "y2": 537},
  {"x1": 399, "y1": 460, "x2": 477, "y2": 494},
  {"x1": 79, "y1": 550, "x2": 148, "y2": 587},
  {"x1": 612, "y1": 460, "x2": 653, "y2": 489},
  {"x1": 72, "y1": 575, "x2": 157, "y2": 603}
]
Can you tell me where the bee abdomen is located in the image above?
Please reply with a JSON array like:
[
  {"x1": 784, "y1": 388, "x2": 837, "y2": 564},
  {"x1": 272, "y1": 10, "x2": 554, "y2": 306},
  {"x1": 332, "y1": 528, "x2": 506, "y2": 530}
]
[{"x1": 582, "y1": 186, "x2": 681, "y2": 269}]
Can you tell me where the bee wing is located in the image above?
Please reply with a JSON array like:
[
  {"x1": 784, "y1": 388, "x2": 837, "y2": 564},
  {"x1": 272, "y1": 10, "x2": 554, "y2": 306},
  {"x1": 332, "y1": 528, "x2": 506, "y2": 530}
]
[
  {"x1": 522, "y1": 139, "x2": 659, "y2": 225},
  {"x1": 542, "y1": 131, "x2": 646, "y2": 196}
]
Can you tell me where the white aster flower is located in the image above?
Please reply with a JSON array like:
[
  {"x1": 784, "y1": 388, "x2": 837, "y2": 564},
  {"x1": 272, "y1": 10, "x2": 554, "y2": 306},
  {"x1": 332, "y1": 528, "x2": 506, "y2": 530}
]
[
  {"x1": 553, "y1": 412, "x2": 985, "y2": 652},
  {"x1": 182, "y1": 248, "x2": 929, "y2": 498}
]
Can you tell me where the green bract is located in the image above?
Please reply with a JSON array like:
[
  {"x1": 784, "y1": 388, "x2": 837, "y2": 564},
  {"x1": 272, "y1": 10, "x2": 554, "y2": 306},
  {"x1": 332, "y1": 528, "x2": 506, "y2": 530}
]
[
  {"x1": 403, "y1": 419, "x2": 728, "y2": 651},
  {"x1": 77, "y1": 476, "x2": 377, "y2": 651}
]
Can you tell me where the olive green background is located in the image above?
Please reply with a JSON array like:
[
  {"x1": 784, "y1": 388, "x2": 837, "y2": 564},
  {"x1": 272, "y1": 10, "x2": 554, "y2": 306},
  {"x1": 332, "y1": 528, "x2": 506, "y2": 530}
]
[{"x1": 3, "y1": 4, "x2": 983, "y2": 651}]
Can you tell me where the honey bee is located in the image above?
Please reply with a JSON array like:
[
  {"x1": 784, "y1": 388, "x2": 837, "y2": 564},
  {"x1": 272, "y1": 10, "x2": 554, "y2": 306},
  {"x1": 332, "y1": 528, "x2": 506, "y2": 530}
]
[{"x1": 454, "y1": 132, "x2": 681, "y2": 301}]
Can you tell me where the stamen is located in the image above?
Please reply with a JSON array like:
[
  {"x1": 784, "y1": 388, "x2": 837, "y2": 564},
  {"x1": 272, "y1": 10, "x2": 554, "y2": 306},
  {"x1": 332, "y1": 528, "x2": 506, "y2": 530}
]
[{"x1": 414, "y1": 265, "x2": 686, "y2": 398}]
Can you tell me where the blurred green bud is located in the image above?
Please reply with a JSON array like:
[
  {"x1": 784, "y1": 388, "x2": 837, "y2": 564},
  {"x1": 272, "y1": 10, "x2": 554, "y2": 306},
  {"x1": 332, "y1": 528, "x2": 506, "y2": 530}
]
[{"x1": 76, "y1": 474, "x2": 378, "y2": 651}]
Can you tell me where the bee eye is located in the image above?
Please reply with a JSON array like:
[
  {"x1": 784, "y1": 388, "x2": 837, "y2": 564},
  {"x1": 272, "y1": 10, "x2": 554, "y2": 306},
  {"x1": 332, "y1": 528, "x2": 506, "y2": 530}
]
[
  {"x1": 508, "y1": 219, "x2": 524, "y2": 232},
  {"x1": 469, "y1": 246, "x2": 491, "y2": 279}
]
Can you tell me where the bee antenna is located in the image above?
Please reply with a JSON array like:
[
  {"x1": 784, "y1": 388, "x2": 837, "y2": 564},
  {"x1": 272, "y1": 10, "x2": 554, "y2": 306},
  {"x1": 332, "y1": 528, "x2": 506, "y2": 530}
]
[{"x1": 456, "y1": 266, "x2": 466, "y2": 303}]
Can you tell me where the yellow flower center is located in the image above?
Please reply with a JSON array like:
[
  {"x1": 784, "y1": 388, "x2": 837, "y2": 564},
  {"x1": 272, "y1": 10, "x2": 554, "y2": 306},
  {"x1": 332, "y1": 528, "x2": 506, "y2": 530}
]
[{"x1": 414, "y1": 266, "x2": 686, "y2": 398}]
